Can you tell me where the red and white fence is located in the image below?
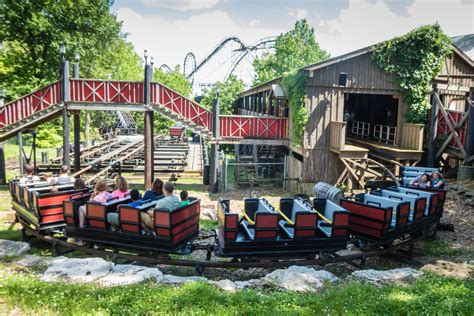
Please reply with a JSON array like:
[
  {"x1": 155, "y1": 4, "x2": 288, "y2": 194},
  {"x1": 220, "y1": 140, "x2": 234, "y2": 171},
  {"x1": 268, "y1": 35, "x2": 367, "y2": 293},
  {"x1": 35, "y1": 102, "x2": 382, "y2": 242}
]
[
  {"x1": 70, "y1": 79, "x2": 144, "y2": 104},
  {"x1": 219, "y1": 115, "x2": 288, "y2": 139},
  {"x1": 0, "y1": 82, "x2": 61, "y2": 128},
  {"x1": 151, "y1": 82, "x2": 212, "y2": 130},
  {"x1": 1, "y1": 79, "x2": 289, "y2": 140}
]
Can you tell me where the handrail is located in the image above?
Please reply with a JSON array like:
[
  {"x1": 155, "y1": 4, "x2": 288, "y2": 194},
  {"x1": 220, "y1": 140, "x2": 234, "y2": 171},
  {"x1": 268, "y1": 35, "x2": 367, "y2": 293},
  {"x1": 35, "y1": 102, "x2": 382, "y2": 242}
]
[
  {"x1": 241, "y1": 209, "x2": 255, "y2": 225},
  {"x1": 275, "y1": 208, "x2": 295, "y2": 225}
]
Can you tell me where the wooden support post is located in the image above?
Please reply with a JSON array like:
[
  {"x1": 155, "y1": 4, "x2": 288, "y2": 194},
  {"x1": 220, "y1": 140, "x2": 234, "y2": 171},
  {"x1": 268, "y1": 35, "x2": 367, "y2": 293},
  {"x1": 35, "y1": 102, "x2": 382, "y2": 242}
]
[
  {"x1": 62, "y1": 60, "x2": 71, "y2": 167},
  {"x1": 18, "y1": 131, "x2": 23, "y2": 175},
  {"x1": 0, "y1": 143, "x2": 6, "y2": 185},
  {"x1": 427, "y1": 88, "x2": 438, "y2": 167},
  {"x1": 73, "y1": 112, "x2": 81, "y2": 173},
  {"x1": 143, "y1": 63, "x2": 154, "y2": 189},
  {"x1": 465, "y1": 91, "x2": 474, "y2": 160},
  {"x1": 209, "y1": 92, "x2": 220, "y2": 193}
]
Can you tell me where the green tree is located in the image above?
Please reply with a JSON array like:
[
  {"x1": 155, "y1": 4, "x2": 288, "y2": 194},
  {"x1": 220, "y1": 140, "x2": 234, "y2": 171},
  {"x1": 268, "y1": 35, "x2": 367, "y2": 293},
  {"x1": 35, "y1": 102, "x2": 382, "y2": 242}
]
[
  {"x1": 0, "y1": 0, "x2": 122, "y2": 99},
  {"x1": 200, "y1": 75, "x2": 245, "y2": 114},
  {"x1": 253, "y1": 19, "x2": 329, "y2": 85},
  {"x1": 252, "y1": 19, "x2": 329, "y2": 145}
]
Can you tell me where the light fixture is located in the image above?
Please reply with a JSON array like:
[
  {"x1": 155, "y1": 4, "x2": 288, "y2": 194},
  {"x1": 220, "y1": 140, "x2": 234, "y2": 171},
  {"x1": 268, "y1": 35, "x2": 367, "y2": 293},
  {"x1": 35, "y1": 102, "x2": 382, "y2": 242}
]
[
  {"x1": 150, "y1": 56, "x2": 154, "y2": 67},
  {"x1": 144, "y1": 50, "x2": 148, "y2": 64},
  {"x1": 59, "y1": 45, "x2": 66, "y2": 56},
  {"x1": 74, "y1": 53, "x2": 80, "y2": 62}
]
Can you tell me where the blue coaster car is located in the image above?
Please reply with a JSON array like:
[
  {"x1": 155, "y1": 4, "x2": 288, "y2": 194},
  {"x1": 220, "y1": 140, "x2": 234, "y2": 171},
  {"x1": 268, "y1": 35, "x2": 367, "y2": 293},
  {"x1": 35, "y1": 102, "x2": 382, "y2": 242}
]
[{"x1": 216, "y1": 197, "x2": 350, "y2": 258}]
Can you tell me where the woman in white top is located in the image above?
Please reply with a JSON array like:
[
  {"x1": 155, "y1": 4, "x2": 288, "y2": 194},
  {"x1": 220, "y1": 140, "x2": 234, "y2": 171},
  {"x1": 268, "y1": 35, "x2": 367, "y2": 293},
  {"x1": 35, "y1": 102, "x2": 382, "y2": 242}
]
[{"x1": 19, "y1": 164, "x2": 40, "y2": 184}]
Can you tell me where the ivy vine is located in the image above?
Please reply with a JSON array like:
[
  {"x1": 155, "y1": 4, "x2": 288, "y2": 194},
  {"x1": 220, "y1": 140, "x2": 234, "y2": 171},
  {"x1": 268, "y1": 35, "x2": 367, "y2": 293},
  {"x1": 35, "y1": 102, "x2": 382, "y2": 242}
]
[
  {"x1": 281, "y1": 70, "x2": 308, "y2": 145},
  {"x1": 371, "y1": 24, "x2": 452, "y2": 123}
]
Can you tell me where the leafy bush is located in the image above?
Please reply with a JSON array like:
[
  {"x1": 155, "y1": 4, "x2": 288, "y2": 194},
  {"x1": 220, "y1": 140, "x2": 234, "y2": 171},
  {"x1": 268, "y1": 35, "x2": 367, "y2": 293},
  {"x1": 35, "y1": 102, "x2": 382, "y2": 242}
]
[{"x1": 372, "y1": 24, "x2": 452, "y2": 123}]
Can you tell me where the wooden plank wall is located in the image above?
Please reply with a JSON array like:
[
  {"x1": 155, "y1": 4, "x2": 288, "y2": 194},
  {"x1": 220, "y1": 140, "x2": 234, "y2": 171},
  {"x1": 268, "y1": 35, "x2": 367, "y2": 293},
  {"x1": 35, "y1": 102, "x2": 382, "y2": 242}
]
[{"x1": 301, "y1": 51, "x2": 402, "y2": 183}]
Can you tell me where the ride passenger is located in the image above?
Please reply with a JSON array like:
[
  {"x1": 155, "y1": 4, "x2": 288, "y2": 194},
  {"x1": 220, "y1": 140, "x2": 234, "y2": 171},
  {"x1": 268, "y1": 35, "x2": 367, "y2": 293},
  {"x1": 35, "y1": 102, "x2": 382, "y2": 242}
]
[
  {"x1": 410, "y1": 173, "x2": 431, "y2": 188},
  {"x1": 54, "y1": 165, "x2": 74, "y2": 185},
  {"x1": 78, "y1": 180, "x2": 112, "y2": 228},
  {"x1": 107, "y1": 188, "x2": 142, "y2": 231},
  {"x1": 431, "y1": 172, "x2": 445, "y2": 189},
  {"x1": 111, "y1": 176, "x2": 129, "y2": 199},
  {"x1": 49, "y1": 179, "x2": 59, "y2": 193},
  {"x1": 141, "y1": 182, "x2": 180, "y2": 233},
  {"x1": 142, "y1": 178, "x2": 164, "y2": 201},
  {"x1": 41, "y1": 172, "x2": 54, "y2": 184},
  {"x1": 179, "y1": 190, "x2": 190, "y2": 207},
  {"x1": 74, "y1": 178, "x2": 87, "y2": 190},
  {"x1": 19, "y1": 164, "x2": 40, "y2": 184}
]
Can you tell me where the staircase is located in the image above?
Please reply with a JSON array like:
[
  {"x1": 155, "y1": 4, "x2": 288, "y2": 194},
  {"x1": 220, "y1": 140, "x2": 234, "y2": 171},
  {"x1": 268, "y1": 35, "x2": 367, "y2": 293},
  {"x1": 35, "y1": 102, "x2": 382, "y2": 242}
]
[
  {"x1": 150, "y1": 102, "x2": 212, "y2": 138},
  {"x1": 0, "y1": 82, "x2": 62, "y2": 141}
]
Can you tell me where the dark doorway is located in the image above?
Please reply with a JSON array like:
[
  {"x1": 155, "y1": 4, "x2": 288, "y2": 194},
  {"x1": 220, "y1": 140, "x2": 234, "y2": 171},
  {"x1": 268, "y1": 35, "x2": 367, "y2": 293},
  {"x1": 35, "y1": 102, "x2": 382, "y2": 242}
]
[
  {"x1": 344, "y1": 93, "x2": 398, "y2": 126},
  {"x1": 343, "y1": 93, "x2": 399, "y2": 144}
]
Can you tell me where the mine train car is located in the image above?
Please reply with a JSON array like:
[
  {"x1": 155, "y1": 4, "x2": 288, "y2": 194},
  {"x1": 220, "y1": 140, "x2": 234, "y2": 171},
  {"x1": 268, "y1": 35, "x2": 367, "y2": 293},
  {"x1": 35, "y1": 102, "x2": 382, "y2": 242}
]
[
  {"x1": 65, "y1": 195, "x2": 201, "y2": 254},
  {"x1": 9, "y1": 179, "x2": 90, "y2": 231},
  {"x1": 9, "y1": 175, "x2": 447, "y2": 260},
  {"x1": 341, "y1": 186, "x2": 442, "y2": 246},
  {"x1": 216, "y1": 197, "x2": 350, "y2": 257}
]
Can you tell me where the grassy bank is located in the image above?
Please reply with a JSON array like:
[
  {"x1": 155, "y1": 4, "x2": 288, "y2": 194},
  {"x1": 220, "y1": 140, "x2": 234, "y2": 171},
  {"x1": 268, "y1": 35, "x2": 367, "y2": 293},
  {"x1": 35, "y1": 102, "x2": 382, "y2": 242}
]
[{"x1": 0, "y1": 272, "x2": 472, "y2": 315}]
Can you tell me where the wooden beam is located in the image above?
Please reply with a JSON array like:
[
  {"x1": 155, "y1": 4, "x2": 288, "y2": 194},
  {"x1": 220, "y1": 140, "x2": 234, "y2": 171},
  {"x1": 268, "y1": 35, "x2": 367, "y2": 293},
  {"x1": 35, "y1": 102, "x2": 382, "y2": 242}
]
[
  {"x1": 434, "y1": 92, "x2": 468, "y2": 158},
  {"x1": 435, "y1": 110, "x2": 469, "y2": 159},
  {"x1": 340, "y1": 158, "x2": 365, "y2": 188}
]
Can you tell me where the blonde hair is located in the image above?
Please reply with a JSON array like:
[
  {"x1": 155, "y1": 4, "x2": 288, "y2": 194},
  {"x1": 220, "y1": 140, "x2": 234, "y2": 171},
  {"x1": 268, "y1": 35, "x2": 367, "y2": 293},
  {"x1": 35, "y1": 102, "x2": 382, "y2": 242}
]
[{"x1": 115, "y1": 176, "x2": 128, "y2": 192}]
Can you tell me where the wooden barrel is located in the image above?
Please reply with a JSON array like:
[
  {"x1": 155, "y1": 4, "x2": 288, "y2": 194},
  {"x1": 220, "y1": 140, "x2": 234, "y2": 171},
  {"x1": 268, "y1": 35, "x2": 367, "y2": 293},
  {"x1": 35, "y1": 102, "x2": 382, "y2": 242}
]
[{"x1": 313, "y1": 182, "x2": 343, "y2": 204}]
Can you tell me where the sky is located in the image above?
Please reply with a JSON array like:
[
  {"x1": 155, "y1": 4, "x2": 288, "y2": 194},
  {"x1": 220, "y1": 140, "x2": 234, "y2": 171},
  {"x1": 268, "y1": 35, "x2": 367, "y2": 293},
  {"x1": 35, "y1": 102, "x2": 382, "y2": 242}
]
[{"x1": 111, "y1": 0, "x2": 474, "y2": 89}]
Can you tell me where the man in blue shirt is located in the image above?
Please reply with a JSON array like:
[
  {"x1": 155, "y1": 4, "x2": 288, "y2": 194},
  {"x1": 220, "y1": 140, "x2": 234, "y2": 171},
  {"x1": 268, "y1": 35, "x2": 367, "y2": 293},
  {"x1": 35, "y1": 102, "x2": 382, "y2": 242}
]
[{"x1": 141, "y1": 182, "x2": 180, "y2": 233}]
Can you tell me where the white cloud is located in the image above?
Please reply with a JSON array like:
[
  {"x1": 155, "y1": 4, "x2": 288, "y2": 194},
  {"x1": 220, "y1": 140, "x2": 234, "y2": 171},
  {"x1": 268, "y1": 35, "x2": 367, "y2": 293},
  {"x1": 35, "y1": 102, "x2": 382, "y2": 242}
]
[
  {"x1": 142, "y1": 0, "x2": 220, "y2": 11},
  {"x1": 288, "y1": 8, "x2": 308, "y2": 19},
  {"x1": 315, "y1": 0, "x2": 474, "y2": 56}
]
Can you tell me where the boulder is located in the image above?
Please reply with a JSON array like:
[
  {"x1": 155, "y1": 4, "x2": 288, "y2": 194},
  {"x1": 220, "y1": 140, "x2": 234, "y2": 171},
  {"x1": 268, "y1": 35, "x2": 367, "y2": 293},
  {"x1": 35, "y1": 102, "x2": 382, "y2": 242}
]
[
  {"x1": 97, "y1": 264, "x2": 163, "y2": 287},
  {"x1": 211, "y1": 279, "x2": 239, "y2": 292},
  {"x1": 262, "y1": 266, "x2": 339, "y2": 292},
  {"x1": 457, "y1": 186, "x2": 468, "y2": 194},
  {"x1": 160, "y1": 274, "x2": 208, "y2": 284},
  {"x1": 349, "y1": 268, "x2": 423, "y2": 286},
  {"x1": 42, "y1": 257, "x2": 113, "y2": 283},
  {"x1": 16, "y1": 255, "x2": 60, "y2": 268},
  {"x1": 422, "y1": 260, "x2": 473, "y2": 279},
  {"x1": 465, "y1": 199, "x2": 474, "y2": 207},
  {"x1": 0, "y1": 239, "x2": 30, "y2": 258}
]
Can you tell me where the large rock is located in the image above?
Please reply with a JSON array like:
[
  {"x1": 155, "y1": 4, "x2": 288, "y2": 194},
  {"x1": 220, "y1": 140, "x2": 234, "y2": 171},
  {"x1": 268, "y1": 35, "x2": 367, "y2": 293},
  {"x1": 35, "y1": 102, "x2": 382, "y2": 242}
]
[
  {"x1": 97, "y1": 264, "x2": 163, "y2": 287},
  {"x1": 16, "y1": 255, "x2": 61, "y2": 268},
  {"x1": 349, "y1": 268, "x2": 423, "y2": 286},
  {"x1": 422, "y1": 260, "x2": 474, "y2": 279},
  {"x1": 262, "y1": 266, "x2": 339, "y2": 292},
  {"x1": 210, "y1": 278, "x2": 267, "y2": 292},
  {"x1": 0, "y1": 239, "x2": 30, "y2": 257},
  {"x1": 42, "y1": 257, "x2": 113, "y2": 283},
  {"x1": 160, "y1": 274, "x2": 208, "y2": 284}
]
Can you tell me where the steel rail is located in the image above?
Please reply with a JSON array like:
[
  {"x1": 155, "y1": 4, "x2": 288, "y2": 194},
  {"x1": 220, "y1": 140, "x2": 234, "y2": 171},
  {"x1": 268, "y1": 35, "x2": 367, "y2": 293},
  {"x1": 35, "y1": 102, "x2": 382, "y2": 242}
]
[{"x1": 24, "y1": 224, "x2": 421, "y2": 270}]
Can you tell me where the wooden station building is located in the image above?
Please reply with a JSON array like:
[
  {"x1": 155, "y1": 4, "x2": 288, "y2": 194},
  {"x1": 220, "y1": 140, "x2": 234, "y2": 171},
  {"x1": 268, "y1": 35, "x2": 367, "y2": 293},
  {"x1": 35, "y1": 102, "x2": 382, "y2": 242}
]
[{"x1": 236, "y1": 42, "x2": 474, "y2": 192}]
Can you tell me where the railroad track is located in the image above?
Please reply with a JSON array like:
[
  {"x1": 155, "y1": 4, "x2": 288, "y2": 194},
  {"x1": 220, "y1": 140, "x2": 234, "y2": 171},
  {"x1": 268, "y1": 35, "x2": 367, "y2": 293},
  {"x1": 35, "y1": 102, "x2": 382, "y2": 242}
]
[{"x1": 22, "y1": 222, "x2": 422, "y2": 271}]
